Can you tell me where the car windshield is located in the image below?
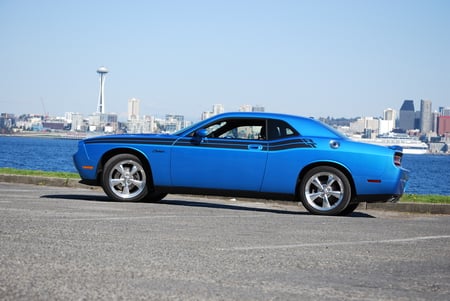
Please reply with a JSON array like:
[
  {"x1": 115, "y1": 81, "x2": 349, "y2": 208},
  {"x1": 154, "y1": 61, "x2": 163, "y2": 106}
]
[{"x1": 172, "y1": 121, "x2": 202, "y2": 136}]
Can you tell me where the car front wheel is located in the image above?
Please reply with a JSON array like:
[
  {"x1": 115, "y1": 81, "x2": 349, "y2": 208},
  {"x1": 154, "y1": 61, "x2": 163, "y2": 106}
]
[
  {"x1": 299, "y1": 166, "x2": 352, "y2": 215},
  {"x1": 102, "y1": 154, "x2": 149, "y2": 202}
]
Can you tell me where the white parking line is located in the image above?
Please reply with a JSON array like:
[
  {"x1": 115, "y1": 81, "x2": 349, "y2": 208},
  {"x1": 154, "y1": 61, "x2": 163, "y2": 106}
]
[{"x1": 219, "y1": 235, "x2": 450, "y2": 251}]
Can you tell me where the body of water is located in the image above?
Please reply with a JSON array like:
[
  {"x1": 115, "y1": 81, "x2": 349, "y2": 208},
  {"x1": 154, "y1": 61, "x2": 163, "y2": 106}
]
[{"x1": 0, "y1": 136, "x2": 449, "y2": 195}]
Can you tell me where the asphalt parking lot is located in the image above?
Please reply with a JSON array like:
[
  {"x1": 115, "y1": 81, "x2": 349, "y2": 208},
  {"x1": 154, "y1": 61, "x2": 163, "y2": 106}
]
[{"x1": 1, "y1": 182, "x2": 449, "y2": 300}]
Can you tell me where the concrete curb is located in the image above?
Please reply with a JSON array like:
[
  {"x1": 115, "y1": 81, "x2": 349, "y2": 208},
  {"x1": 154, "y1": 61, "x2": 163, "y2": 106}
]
[
  {"x1": 0, "y1": 174, "x2": 99, "y2": 190},
  {"x1": 362, "y1": 202, "x2": 450, "y2": 215},
  {"x1": 1, "y1": 174, "x2": 449, "y2": 215}
]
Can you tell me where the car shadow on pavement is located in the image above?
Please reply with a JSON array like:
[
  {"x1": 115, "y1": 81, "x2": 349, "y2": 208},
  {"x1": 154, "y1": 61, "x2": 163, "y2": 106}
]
[
  {"x1": 41, "y1": 194, "x2": 112, "y2": 202},
  {"x1": 161, "y1": 199, "x2": 374, "y2": 218},
  {"x1": 161, "y1": 199, "x2": 308, "y2": 215},
  {"x1": 41, "y1": 194, "x2": 375, "y2": 218}
]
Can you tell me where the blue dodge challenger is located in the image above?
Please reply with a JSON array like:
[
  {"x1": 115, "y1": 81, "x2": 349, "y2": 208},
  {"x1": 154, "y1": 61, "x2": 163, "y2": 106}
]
[{"x1": 73, "y1": 112, "x2": 409, "y2": 215}]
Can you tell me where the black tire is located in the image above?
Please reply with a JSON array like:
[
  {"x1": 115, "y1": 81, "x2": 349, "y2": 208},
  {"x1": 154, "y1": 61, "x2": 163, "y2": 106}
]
[
  {"x1": 146, "y1": 191, "x2": 168, "y2": 202},
  {"x1": 299, "y1": 166, "x2": 352, "y2": 215},
  {"x1": 338, "y1": 202, "x2": 360, "y2": 216},
  {"x1": 102, "y1": 154, "x2": 149, "y2": 202}
]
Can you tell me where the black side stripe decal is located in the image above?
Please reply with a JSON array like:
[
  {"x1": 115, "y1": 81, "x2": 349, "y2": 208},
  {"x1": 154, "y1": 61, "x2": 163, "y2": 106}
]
[
  {"x1": 269, "y1": 138, "x2": 317, "y2": 150},
  {"x1": 85, "y1": 137, "x2": 317, "y2": 151},
  {"x1": 175, "y1": 138, "x2": 316, "y2": 151}
]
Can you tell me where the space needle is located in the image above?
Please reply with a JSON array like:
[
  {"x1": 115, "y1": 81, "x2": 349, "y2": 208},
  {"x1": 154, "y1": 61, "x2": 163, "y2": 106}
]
[{"x1": 97, "y1": 66, "x2": 108, "y2": 114}]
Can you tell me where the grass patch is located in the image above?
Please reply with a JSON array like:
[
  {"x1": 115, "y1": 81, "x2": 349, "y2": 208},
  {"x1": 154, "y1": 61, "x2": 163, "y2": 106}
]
[
  {"x1": 0, "y1": 167, "x2": 80, "y2": 179},
  {"x1": 400, "y1": 194, "x2": 450, "y2": 204}
]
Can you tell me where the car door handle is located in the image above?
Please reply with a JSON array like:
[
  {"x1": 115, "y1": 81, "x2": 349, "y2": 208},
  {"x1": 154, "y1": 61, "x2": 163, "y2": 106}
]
[{"x1": 248, "y1": 144, "x2": 263, "y2": 150}]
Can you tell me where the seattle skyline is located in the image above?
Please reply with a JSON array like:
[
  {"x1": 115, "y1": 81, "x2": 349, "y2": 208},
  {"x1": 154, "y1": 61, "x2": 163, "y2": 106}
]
[{"x1": 1, "y1": 1, "x2": 449, "y2": 121}]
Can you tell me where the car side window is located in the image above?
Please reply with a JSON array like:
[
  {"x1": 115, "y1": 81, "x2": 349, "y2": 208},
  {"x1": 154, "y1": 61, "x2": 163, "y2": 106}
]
[
  {"x1": 205, "y1": 121, "x2": 226, "y2": 136},
  {"x1": 218, "y1": 125, "x2": 263, "y2": 140},
  {"x1": 267, "y1": 120, "x2": 299, "y2": 140},
  {"x1": 197, "y1": 119, "x2": 266, "y2": 140}
]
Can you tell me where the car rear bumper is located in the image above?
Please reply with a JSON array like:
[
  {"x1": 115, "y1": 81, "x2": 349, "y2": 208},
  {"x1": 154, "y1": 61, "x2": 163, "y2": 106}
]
[{"x1": 357, "y1": 194, "x2": 402, "y2": 203}]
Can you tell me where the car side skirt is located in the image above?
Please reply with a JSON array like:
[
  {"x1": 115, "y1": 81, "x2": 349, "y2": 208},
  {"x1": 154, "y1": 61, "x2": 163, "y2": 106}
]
[{"x1": 154, "y1": 186, "x2": 297, "y2": 202}]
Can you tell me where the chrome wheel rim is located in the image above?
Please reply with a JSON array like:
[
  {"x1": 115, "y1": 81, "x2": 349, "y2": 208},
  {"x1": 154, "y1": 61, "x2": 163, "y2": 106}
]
[
  {"x1": 108, "y1": 159, "x2": 146, "y2": 199},
  {"x1": 304, "y1": 171, "x2": 345, "y2": 212}
]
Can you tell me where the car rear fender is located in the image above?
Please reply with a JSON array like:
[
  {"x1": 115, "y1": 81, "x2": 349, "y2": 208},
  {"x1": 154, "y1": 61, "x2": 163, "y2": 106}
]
[{"x1": 295, "y1": 161, "x2": 357, "y2": 202}]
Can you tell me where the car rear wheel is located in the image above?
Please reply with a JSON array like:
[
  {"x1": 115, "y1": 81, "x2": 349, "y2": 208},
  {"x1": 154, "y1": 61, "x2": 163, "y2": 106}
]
[
  {"x1": 299, "y1": 166, "x2": 352, "y2": 215},
  {"x1": 146, "y1": 191, "x2": 168, "y2": 202},
  {"x1": 338, "y1": 202, "x2": 359, "y2": 216},
  {"x1": 102, "y1": 154, "x2": 149, "y2": 202}
]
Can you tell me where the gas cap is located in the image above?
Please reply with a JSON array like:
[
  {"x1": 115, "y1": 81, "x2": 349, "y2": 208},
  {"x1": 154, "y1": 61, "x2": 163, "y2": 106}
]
[{"x1": 329, "y1": 140, "x2": 340, "y2": 149}]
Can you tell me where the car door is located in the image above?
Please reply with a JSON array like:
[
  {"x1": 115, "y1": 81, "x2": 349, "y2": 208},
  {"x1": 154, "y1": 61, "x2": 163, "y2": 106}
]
[{"x1": 170, "y1": 118, "x2": 269, "y2": 191}]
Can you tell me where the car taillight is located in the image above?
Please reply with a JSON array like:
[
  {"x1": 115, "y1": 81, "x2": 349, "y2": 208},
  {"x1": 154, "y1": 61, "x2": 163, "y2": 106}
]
[{"x1": 394, "y1": 152, "x2": 402, "y2": 167}]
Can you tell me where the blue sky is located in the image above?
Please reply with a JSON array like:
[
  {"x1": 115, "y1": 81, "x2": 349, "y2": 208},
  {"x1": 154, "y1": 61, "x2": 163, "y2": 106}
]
[{"x1": 1, "y1": 0, "x2": 449, "y2": 121}]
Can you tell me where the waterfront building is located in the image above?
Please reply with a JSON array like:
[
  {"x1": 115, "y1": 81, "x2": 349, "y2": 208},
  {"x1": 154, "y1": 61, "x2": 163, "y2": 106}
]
[
  {"x1": 432, "y1": 111, "x2": 440, "y2": 133},
  {"x1": 379, "y1": 120, "x2": 394, "y2": 135},
  {"x1": 71, "y1": 113, "x2": 85, "y2": 132},
  {"x1": 441, "y1": 107, "x2": 450, "y2": 116},
  {"x1": 239, "y1": 105, "x2": 265, "y2": 112},
  {"x1": 438, "y1": 116, "x2": 450, "y2": 136},
  {"x1": 381, "y1": 108, "x2": 396, "y2": 134},
  {"x1": 398, "y1": 100, "x2": 415, "y2": 131},
  {"x1": 420, "y1": 99, "x2": 433, "y2": 133},
  {"x1": 252, "y1": 105, "x2": 265, "y2": 112},
  {"x1": 349, "y1": 117, "x2": 379, "y2": 137},
  {"x1": 239, "y1": 105, "x2": 253, "y2": 112},
  {"x1": 127, "y1": 115, "x2": 157, "y2": 134},
  {"x1": 42, "y1": 117, "x2": 66, "y2": 130},
  {"x1": 201, "y1": 111, "x2": 213, "y2": 120},
  {"x1": 202, "y1": 104, "x2": 225, "y2": 120},
  {"x1": 65, "y1": 112, "x2": 84, "y2": 131},
  {"x1": 0, "y1": 113, "x2": 15, "y2": 133},
  {"x1": 164, "y1": 114, "x2": 185, "y2": 132},
  {"x1": 88, "y1": 112, "x2": 118, "y2": 133},
  {"x1": 383, "y1": 108, "x2": 396, "y2": 121},
  {"x1": 212, "y1": 104, "x2": 225, "y2": 115}
]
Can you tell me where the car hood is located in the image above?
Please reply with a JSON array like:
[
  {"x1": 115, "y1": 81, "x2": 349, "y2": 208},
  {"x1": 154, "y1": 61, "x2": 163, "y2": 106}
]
[{"x1": 83, "y1": 133, "x2": 178, "y2": 143}]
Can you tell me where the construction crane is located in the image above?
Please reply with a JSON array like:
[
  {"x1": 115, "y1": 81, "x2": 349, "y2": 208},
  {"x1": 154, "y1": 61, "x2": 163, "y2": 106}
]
[{"x1": 40, "y1": 97, "x2": 48, "y2": 120}]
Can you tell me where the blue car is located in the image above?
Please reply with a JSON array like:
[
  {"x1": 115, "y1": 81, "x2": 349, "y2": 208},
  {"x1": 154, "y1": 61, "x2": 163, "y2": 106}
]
[{"x1": 73, "y1": 112, "x2": 409, "y2": 215}]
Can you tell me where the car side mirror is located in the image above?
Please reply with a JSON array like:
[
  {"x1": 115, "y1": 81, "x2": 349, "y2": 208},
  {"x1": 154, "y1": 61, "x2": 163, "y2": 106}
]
[{"x1": 195, "y1": 129, "x2": 208, "y2": 138}]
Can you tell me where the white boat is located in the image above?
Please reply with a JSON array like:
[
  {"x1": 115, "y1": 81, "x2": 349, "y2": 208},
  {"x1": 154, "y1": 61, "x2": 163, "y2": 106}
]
[{"x1": 352, "y1": 134, "x2": 428, "y2": 155}]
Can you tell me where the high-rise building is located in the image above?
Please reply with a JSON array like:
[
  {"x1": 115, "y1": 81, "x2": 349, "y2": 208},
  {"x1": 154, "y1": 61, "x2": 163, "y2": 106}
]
[
  {"x1": 420, "y1": 99, "x2": 433, "y2": 133},
  {"x1": 437, "y1": 116, "x2": 450, "y2": 136},
  {"x1": 239, "y1": 105, "x2": 253, "y2": 112},
  {"x1": 383, "y1": 108, "x2": 396, "y2": 121},
  {"x1": 441, "y1": 107, "x2": 450, "y2": 116},
  {"x1": 165, "y1": 114, "x2": 185, "y2": 132},
  {"x1": 398, "y1": 100, "x2": 415, "y2": 131},
  {"x1": 202, "y1": 104, "x2": 225, "y2": 120},
  {"x1": 201, "y1": 111, "x2": 214, "y2": 120},
  {"x1": 212, "y1": 104, "x2": 225, "y2": 115},
  {"x1": 65, "y1": 112, "x2": 84, "y2": 132},
  {"x1": 252, "y1": 105, "x2": 265, "y2": 112},
  {"x1": 381, "y1": 108, "x2": 396, "y2": 134},
  {"x1": 349, "y1": 117, "x2": 379, "y2": 137},
  {"x1": 432, "y1": 111, "x2": 440, "y2": 133},
  {"x1": 128, "y1": 98, "x2": 140, "y2": 120},
  {"x1": 239, "y1": 105, "x2": 265, "y2": 112}
]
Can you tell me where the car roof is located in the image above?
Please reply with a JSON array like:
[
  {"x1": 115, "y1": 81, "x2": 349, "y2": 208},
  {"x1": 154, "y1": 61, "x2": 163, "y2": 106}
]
[
  {"x1": 178, "y1": 112, "x2": 346, "y2": 139},
  {"x1": 211, "y1": 111, "x2": 309, "y2": 120}
]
